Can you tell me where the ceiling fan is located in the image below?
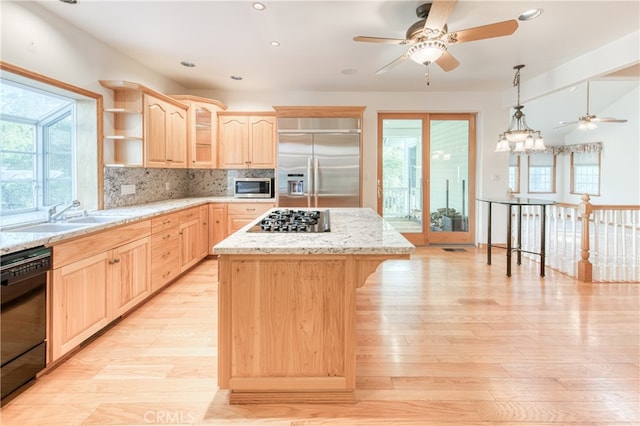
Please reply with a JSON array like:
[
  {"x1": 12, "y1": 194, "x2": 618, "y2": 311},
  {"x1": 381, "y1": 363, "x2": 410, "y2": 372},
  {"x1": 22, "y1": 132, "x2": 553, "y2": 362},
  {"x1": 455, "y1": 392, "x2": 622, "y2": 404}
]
[
  {"x1": 557, "y1": 81, "x2": 628, "y2": 130},
  {"x1": 353, "y1": 0, "x2": 518, "y2": 76}
]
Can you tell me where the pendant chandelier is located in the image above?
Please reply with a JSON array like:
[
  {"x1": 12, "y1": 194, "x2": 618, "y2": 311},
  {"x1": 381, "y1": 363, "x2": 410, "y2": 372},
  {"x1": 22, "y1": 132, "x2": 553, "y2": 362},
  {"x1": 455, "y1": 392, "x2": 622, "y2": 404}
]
[{"x1": 495, "y1": 64, "x2": 545, "y2": 152}]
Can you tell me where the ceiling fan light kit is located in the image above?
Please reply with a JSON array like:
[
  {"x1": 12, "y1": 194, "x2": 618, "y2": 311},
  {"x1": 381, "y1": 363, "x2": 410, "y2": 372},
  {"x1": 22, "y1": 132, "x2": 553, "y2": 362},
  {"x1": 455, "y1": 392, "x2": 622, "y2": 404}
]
[
  {"x1": 496, "y1": 64, "x2": 545, "y2": 153},
  {"x1": 407, "y1": 39, "x2": 447, "y2": 64}
]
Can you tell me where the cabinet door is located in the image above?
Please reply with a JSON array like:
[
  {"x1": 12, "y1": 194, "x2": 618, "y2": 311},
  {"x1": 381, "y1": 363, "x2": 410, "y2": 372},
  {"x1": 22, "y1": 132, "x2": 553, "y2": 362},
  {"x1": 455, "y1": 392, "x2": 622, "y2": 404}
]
[
  {"x1": 249, "y1": 115, "x2": 276, "y2": 168},
  {"x1": 145, "y1": 95, "x2": 168, "y2": 167},
  {"x1": 190, "y1": 102, "x2": 217, "y2": 168},
  {"x1": 218, "y1": 115, "x2": 249, "y2": 168},
  {"x1": 167, "y1": 105, "x2": 187, "y2": 168},
  {"x1": 50, "y1": 252, "x2": 109, "y2": 361},
  {"x1": 180, "y1": 218, "x2": 200, "y2": 272},
  {"x1": 198, "y1": 205, "x2": 209, "y2": 259},
  {"x1": 209, "y1": 203, "x2": 228, "y2": 254},
  {"x1": 109, "y1": 237, "x2": 150, "y2": 317}
]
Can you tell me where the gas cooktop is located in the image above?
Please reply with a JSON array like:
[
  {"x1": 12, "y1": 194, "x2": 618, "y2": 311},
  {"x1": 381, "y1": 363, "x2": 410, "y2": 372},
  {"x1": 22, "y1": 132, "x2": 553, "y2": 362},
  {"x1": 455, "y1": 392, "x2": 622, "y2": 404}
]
[{"x1": 248, "y1": 209, "x2": 330, "y2": 233}]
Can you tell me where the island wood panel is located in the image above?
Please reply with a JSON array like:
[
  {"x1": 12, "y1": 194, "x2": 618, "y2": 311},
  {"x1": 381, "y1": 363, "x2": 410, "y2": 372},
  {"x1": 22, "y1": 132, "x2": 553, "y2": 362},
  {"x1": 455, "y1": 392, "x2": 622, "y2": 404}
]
[{"x1": 218, "y1": 253, "x2": 409, "y2": 404}]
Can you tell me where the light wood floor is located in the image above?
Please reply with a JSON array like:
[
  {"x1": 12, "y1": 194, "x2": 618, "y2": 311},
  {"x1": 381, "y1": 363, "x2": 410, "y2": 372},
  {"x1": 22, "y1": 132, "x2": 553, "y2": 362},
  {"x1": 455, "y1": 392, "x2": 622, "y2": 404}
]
[{"x1": 1, "y1": 247, "x2": 638, "y2": 425}]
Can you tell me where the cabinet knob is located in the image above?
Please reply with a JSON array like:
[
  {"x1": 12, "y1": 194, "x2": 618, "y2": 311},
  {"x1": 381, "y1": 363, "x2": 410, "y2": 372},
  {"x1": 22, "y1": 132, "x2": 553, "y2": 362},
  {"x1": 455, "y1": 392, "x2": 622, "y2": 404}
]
[{"x1": 109, "y1": 258, "x2": 120, "y2": 264}]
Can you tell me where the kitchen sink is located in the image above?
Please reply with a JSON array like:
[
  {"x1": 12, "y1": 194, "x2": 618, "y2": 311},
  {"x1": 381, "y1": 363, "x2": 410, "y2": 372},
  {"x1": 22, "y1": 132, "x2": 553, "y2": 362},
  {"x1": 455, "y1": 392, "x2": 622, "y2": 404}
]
[
  {"x1": 65, "y1": 215, "x2": 127, "y2": 224},
  {"x1": 10, "y1": 222, "x2": 92, "y2": 233}
]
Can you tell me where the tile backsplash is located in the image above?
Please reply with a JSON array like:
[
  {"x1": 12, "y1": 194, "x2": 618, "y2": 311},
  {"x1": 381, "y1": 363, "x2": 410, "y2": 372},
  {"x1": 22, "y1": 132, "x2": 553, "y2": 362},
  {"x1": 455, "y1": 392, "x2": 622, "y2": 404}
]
[{"x1": 104, "y1": 167, "x2": 274, "y2": 208}]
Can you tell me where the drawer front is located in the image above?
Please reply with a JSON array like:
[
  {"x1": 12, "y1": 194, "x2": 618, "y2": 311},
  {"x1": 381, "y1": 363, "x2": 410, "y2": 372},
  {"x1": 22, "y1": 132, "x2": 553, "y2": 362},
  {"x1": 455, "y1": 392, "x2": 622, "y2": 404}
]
[
  {"x1": 227, "y1": 203, "x2": 273, "y2": 216},
  {"x1": 151, "y1": 226, "x2": 180, "y2": 248},
  {"x1": 178, "y1": 207, "x2": 199, "y2": 224},
  {"x1": 151, "y1": 212, "x2": 180, "y2": 234}
]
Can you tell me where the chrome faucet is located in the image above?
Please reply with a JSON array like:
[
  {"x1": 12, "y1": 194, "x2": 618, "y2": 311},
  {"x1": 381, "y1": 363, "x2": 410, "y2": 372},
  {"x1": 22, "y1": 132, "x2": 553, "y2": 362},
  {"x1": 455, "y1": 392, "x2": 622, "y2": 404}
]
[{"x1": 48, "y1": 200, "x2": 80, "y2": 222}]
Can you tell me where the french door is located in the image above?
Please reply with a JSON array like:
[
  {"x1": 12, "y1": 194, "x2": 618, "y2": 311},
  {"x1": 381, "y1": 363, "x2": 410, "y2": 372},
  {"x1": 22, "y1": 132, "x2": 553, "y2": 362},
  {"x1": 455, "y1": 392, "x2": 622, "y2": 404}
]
[{"x1": 377, "y1": 113, "x2": 476, "y2": 245}]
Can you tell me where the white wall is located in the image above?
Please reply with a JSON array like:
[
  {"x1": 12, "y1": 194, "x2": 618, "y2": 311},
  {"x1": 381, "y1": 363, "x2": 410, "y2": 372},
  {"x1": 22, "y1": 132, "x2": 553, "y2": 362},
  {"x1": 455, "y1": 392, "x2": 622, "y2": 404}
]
[{"x1": 1, "y1": 2, "x2": 186, "y2": 105}]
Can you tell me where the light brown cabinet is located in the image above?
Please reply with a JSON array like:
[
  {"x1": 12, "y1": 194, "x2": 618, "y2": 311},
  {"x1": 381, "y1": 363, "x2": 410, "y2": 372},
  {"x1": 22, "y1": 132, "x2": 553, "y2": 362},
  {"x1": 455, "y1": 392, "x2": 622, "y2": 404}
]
[
  {"x1": 208, "y1": 203, "x2": 228, "y2": 254},
  {"x1": 144, "y1": 95, "x2": 188, "y2": 168},
  {"x1": 227, "y1": 202, "x2": 274, "y2": 235},
  {"x1": 150, "y1": 212, "x2": 181, "y2": 292},
  {"x1": 179, "y1": 207, "x2": 201, "y2": 272},
  {"x1": 50, "y1": 221, "x2": 151, "y2": 361},
  {"x1": 171, "y1": 95, "x2": 227, "y2": 168},
  {"x1": 218, "y1": 113, "x2": 276, "y2": 169},
  {"x1": 99, "y1": 81, "x2": 188, "y2": 168},
  {"x1": 198, "y1": 205, "x2": 210, "y2": 258}
]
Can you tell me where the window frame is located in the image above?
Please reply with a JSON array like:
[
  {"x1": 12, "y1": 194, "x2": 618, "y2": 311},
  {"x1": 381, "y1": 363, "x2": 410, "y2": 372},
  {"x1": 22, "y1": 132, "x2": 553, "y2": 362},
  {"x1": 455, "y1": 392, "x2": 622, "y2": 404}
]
[
  {"x1": 508, "y1": 153, "x2": 521, "y2": 194},
  {"x1": 570, "y1": 150, "x2": 601, "y2": 196},
  {"x1": 527, "y1": 153, "x2": 556, "y2": 194},
  {"x1": 0, "y1": 61, "x2": 103, "y2": 226}
]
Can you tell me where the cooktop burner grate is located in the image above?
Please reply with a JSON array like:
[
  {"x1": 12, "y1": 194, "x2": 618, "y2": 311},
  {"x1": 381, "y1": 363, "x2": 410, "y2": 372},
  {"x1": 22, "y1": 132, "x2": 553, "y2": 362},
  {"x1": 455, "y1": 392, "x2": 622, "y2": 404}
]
[{"x1": 248, "y1": 209, "x2": 330, "y2": 233}]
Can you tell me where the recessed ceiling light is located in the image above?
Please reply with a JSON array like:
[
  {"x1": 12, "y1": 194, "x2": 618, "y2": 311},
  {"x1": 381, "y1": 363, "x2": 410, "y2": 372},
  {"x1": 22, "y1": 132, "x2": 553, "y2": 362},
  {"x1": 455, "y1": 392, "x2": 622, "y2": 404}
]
[
  {"x1": 230, "y1": 76, "x2": 243, "y2": 81},
  {"x1": 252, "y1": 2, "x2": 266, "y2": 11},
  {"x1": 180, "y1": 61, "x2": 195, "y2": 68},
  {"x1": 341, "y1": 68, "x2": 358, "y2": 75},
  {"x1": 518, "y1": 8, "x2": 542, "y2": 21},
  {"x1": 270, "y1": 41, "x2": 280, "y2": 47}
]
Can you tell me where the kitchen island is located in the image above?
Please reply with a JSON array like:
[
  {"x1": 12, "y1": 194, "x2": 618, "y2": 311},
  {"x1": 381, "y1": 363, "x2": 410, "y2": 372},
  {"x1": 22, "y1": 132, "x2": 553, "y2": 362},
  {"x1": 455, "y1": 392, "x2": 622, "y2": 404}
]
[{"x1": 213, "y1": 208, "x2": 414, "y2": 404}]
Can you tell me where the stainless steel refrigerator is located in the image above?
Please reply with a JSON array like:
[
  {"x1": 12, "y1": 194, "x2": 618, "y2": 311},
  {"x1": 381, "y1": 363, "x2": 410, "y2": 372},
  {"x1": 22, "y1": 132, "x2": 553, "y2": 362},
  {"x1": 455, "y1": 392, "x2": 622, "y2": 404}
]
[{"x1": 277, "y1": 117, "x2": 361, "y2": 208}]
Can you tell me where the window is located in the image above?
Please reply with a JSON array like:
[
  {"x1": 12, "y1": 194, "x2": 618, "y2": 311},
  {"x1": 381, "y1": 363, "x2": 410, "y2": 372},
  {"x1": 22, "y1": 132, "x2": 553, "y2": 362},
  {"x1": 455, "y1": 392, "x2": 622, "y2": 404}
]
[
  {"x1": 0, "y1": 64, "x2": 100, "y2": 226},
  {"x1": 571, "y1": 151, "x2": 600, "y2": 195},
  {"x1": 508, "y1": 153, "x2": 520, "y2": 193},
  {"x1": 528, "y1": 154, "x2": 556, "y2": 193},
  {"x1": 1, "y1": 79, "x2": 75, "y2": 215}
]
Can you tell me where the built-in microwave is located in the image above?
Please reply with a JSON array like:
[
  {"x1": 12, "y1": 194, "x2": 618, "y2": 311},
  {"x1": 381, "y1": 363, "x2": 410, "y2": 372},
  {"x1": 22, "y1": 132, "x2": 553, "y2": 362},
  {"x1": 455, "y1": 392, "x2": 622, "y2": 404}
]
[{"x1": 233, "y1": 177, "x2": 274, "y2": 198}]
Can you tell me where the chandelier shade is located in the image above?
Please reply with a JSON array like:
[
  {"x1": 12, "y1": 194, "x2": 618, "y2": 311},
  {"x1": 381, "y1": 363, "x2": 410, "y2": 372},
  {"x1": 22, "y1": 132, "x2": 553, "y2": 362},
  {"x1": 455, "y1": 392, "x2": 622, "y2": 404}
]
[{"x1": 496, "y1": 64, "x2": 545, "y2": 152}]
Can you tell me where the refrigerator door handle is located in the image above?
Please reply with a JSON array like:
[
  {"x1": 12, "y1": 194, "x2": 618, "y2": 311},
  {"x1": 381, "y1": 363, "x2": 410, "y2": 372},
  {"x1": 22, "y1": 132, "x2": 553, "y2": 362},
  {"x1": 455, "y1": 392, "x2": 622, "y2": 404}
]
[
  {"x1": 314, "y1": 157, "x2": 319, "y2": 207},
  {"x1": 307, "y1": 156, "x2": 312, "y2": 208}
]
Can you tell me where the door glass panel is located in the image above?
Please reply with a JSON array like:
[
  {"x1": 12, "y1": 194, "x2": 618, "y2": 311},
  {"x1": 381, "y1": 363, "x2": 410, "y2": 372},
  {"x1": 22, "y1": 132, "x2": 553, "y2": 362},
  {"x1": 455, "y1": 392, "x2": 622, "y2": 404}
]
[
  {"x1": 381, "y1": 119, "x2": 422, "y2": 233},
  {"x1": 429, "y1": 120, "x2": 469, "y2": 233}
]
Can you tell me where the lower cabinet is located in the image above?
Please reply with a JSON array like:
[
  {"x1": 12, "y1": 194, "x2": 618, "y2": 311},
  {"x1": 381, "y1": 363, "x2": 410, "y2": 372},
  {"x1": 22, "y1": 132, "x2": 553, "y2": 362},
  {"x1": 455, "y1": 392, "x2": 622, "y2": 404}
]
[
  {"x1": 198, "y1": 205, "x2": 210, "y2": 258},
  {"x1": 50, "y1": 221, "x2": 151, "y2": 361},
  {"x1": 179, "y1": 207, "x2": 201, "y2": 272},
  {"x1": 209, "y1": 203, "x2": 228, "y2": 254},
  {"x1": 150, "y1": 212, "x2": 181, "y2": 292},
  {"x1": 227, "y1": 202, "x2": 274, "y2": 235}
]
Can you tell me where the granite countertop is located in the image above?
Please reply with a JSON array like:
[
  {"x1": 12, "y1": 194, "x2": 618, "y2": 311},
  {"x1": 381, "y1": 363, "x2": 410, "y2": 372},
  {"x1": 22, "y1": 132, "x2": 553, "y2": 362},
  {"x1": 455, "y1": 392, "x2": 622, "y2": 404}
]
[
  {"x1": 0, "y1": 197, "x2": 275, "y2": 255},
  {"x1": 213, "y1": 208, "x2": 415, "y2": 255}
]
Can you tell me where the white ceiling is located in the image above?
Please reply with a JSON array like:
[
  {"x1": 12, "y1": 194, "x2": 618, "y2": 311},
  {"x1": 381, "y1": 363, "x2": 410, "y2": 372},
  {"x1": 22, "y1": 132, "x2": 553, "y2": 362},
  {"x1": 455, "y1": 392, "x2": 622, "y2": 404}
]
[{"x1": 34, "y1": 0, "x2": 639, "y2": 140}]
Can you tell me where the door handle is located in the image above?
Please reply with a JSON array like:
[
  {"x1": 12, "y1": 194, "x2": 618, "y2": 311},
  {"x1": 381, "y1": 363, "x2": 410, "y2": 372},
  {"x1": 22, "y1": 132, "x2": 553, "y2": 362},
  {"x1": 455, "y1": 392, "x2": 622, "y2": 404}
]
[
  {"x1": 314, "y1": 157, "x2": 319, "y2": 207},
  {"x1": 307, "y1": 156, "x2": 312, "y2": 208}
]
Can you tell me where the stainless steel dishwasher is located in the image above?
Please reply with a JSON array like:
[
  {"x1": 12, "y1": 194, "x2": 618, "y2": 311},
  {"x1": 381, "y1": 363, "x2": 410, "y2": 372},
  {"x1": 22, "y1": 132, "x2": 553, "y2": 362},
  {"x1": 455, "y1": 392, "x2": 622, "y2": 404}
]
[{"x1": 1, "y1": 245, "x2": 51, "y2": 405}]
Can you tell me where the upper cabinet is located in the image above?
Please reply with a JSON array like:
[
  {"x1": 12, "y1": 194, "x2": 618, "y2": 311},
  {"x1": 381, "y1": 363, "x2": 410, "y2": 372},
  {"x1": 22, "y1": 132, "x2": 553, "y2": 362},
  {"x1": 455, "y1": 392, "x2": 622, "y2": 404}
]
[
  {"x1": 218, "y1": 112, "x2": 276, "y2": 169},
  {"x1": 171, "y1": 95, "x2": 227, "y2": 169},
  {"x1": 144, "y1": 94, "x2": 188, "y2": 168},
  {"x1": 100, "y1": 80, "x2": 188, "y2": 168}
]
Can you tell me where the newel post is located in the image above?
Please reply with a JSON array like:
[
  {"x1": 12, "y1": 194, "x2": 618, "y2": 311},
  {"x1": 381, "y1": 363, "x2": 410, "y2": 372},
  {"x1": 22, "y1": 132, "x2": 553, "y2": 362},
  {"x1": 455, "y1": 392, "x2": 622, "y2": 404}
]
[{"x1": 578, "y1": 193, "x2": 593, "y2": 282}]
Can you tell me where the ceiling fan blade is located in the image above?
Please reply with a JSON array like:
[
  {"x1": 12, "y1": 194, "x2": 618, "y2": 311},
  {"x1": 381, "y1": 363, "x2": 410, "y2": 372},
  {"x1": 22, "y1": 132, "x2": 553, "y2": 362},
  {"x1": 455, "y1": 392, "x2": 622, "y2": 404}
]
[
  {"x1": 591, "y1": 117, "x2": 628, "y2": 123},
  {"x1": 435, "y1": 50, "x2": 459, "y2": 72},
  {"x1": 353, "y1": 36, "x2": 410, "y2": 45},
  {"x1": 449, "y1": 20, "x2": 518, "y2": 44},
  {"x1": 375, "y1": 54, "x2": 409, "y2": 75},
  {"x1": 555, "y1": 121, "x2": 579, "y2": 129},
  {"x1": 424, "y1": 0, "x2": 457, "y2": 32}
]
